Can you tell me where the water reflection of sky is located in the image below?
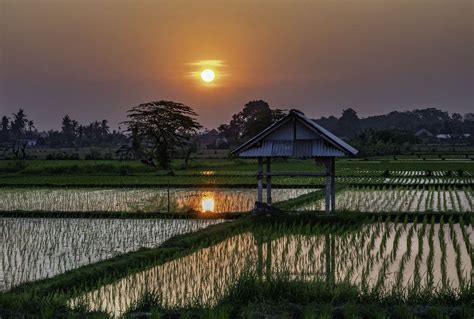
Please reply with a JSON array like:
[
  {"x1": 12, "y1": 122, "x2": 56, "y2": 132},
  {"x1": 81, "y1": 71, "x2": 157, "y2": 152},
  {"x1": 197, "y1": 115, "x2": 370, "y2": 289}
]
[
  {"x1": 70, "y1": 223, "x2": 472, "y2": 317},
  {"x1": 0, "y1": 188, "x2": 319, "y2": 213}
]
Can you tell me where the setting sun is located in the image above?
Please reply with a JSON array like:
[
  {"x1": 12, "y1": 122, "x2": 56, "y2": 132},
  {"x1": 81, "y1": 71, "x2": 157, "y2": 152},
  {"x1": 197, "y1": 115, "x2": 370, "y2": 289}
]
[{"x1": 200, "y1": 69, "x2": 215, "y2": 83}]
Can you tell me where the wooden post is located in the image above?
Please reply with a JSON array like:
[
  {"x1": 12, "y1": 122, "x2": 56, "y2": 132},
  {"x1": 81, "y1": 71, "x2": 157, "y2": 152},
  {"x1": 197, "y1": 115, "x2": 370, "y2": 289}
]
[
  {"x1": 257, "y1": 157, "x2": 263, "y2": 205},
  {"x1": 325, "y1": 158, "x2": 331, "y2": 214},
  {"x1": 331, "y1": 157, "x2": 336, "y2": 212},
  {"x1": 266, "y1": 157, "x2": 272, "y2": 206}
]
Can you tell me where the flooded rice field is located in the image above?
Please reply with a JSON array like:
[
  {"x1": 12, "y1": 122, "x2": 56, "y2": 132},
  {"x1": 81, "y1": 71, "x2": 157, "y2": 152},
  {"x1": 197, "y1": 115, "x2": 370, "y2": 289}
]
[
  {"x1": 69, "y1": 220, "x2": 472, "y2": 317},
  {"x1": 0, "y1": 188, "x2": 316, "y2": 213},
  {"x1": 0, "y1": 218, "x2": 221, "y2": 291},
  {"x1": 299, "y1": 188, "x2": 473, "y2": 212}
]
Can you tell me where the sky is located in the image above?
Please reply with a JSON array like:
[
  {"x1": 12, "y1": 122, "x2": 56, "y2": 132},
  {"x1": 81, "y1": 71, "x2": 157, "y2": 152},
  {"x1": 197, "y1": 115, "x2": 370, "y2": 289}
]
[{"x1": 1, "y1": 0, "x2": 473, "y2": 131}]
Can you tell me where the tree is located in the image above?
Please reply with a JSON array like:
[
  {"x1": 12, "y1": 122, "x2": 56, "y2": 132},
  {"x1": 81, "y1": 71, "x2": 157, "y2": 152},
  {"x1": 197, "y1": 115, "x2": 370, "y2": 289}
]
[
  {"x1": 0, "y1": 116, "x2": 9, "y2": 142},
  {"x1": 61, "y1": 115, "x2": 78, "y2": 146},
  {"x1": 336, "y1": 108, "x2": 360, "y2": 138},
  {"x1": 9, "y1": 109, "x2": 30, "y2": 159},
  {"x1": 124, "y1": 100, "x2": 202, "y2": 169},
  {"x1": 10, "y1": 109, "x2": 28, "y2": 137},
  {"x1": 1, "y1": 116, "x2": 9, "y2": 132},
  {"x1": 27, "y1": 120, "x2": 35, "y2": 132},
  {"x1": 219, "y1": 100, "x2": 284, "y2": 144}
]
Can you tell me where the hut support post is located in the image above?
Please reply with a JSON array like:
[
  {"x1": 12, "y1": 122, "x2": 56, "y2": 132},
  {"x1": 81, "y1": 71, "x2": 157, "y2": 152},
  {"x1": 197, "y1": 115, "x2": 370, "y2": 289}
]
[
  {"x1": 266, "y1": 157, "x2": 272, "y2": 206},
  {"x1": 257, "y1": 157, "x2": 263, "y2": 205},
  {"x1": 325, "y1": 158, "x2": 331, "y2": 214},
  {"x1": 331, "y1": 157, "x2": 335, "y2": 212}
]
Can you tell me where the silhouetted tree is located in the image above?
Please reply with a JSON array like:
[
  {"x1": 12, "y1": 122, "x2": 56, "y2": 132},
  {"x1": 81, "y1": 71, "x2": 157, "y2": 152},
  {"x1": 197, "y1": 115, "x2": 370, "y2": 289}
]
[
  {"x1": 10, "y1": 109, "x2": 28, "y2": 137},
  {"x1": 124, "y1": 100, "x2": 202, "y2": 169},
  {"x1": 0, "y1": 116, "x2": 9, "y2": 142},
  {"x1": 336, "y1": 108, "x2": 360, "y2": 138},
  {"x1": 61, "y1": 115, "x2": 82, "y2": 146},
  {"x1": 219, "y1": 100, "x2": 284, "y2": 144}
]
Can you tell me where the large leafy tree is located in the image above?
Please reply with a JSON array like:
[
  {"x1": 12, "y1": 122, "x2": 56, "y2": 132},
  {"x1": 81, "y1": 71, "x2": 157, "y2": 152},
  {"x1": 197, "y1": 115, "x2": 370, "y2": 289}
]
[
  {"x1": 124, "y1": 100, "x2": 202, "y2": 169},
  {"x1": 336, "y1": 108, "x2": 361, "y2": 138},
  {"x1": 219, "y1": 100, "x2": 284, "y2": 145}
]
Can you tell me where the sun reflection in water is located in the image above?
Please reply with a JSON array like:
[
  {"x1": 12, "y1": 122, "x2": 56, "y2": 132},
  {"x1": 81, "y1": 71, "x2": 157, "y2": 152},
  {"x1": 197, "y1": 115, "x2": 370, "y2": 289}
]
[{"x1": 201, "y1": 195, "x2": 215, "y2": 212}]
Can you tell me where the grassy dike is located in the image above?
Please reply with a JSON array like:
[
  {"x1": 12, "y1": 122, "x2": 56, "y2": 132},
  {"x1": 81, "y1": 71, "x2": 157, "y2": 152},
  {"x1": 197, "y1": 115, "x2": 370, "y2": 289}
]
[
  {"x1": 1, "y1": 211, "x2": 472, "y2": 318},
  {"x1": 1, "y1": 159, "x2": 473, "y2": 188}
]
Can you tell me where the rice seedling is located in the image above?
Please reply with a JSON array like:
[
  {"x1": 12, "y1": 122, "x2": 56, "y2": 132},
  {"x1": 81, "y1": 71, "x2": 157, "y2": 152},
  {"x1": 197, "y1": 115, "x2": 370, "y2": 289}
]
[
  {"x1": 0, "y1": 188, "x2": 317, "y2": 213},
  {"x1": 67, "y1": 218, "x2": 472, "y2": 317},
  {"x1": 0, "y1": 217, "x2": 221, "y2": 291},
  {"x1": 303, "y1": 186, "x2": 473, "y2": 212}
]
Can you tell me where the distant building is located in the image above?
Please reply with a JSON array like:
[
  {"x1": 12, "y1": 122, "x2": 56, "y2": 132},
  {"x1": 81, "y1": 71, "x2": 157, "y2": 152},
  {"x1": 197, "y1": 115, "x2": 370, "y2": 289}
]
[
  {"x1": 415, "y1": 129, "x2": 435, "y2": 142},
  {"x1": 17, "y1": 137, "x2": 37, "y2": 147},
  {"x1": 215, "y1": 137, "x2": 229, "y2": 148},
  {"x1": 198, "y1": 129, "x2": 226, "y2": 149},
  {"x1": 436, "y1": 134, "x2": 451, "y2": 139},
  {"x1": 415, "y1": 128, "x2": 434, "y2": 138}
]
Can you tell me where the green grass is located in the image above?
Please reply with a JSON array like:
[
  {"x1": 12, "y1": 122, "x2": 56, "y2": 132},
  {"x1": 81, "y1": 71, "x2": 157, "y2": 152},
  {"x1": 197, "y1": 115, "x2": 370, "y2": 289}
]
[
  {"x1": 1, "y1": 158, "x2": 473, "y2": 188},
  {"x1": 128, "y1": 274, "x2": 472, "y2": 319}
]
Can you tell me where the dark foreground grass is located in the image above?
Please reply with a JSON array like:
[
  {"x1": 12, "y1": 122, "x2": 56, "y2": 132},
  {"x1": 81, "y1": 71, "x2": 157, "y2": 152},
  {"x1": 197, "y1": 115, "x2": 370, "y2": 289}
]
[
  {"x1": 1, "y1": 212, "x2": 472, "y2": 318},
  {"x1": 126, "y1": 273, "x2": 473, "y2": 319}
]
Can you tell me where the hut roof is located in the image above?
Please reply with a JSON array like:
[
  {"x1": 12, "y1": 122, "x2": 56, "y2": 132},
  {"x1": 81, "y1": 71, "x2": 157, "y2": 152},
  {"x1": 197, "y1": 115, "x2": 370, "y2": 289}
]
[{"x1": 232, "y1": 109, "x2": 358, "y2": 157}]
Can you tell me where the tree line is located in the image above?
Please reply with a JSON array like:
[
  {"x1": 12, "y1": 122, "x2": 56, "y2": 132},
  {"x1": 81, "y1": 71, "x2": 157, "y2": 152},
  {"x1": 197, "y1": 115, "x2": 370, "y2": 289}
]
[{"x1": 1, "y1": 101, "x2": 473, "y2": 164}]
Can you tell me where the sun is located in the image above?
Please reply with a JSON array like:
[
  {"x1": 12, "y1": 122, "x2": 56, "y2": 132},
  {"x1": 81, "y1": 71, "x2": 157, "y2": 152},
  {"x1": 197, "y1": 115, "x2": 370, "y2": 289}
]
[{"x1": 200, "y1": 69, "x2": 215, "y2": 83}]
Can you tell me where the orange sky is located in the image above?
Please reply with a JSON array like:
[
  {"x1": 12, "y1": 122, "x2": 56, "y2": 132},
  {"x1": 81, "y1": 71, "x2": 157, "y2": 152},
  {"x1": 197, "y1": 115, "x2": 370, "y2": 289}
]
[{"x1": 1, "y1": 0, "x2": 473, "y2": 130}]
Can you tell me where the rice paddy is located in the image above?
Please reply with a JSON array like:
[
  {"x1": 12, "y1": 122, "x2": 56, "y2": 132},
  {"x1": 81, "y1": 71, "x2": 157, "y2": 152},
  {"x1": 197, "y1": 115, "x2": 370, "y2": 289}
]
[
  {"x1": 0, "y1": 188, "x2": 316, "y2": 213},
  {"x1": 69, "y1": 217, "x2": 472, "y2": 317},
  {"x1": 300, "y1": 187, "x2": 473, "y2": 213},
  {"x1": 0, "y1": 218, "x2": 221, "y2": 291},
  {"x1": 0, "y1": 159, "x2": 473, "y2": 317}
]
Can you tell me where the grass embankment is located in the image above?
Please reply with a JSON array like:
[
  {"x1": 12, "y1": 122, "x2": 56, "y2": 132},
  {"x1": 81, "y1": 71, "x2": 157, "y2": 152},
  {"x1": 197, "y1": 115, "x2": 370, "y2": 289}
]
[
  {"x1": 127, "y1": 275, "x2": 472, "y2": 319},
  {"x1": 0, "y1": 159, "x2": 473, "y2": 188},
  {"x1": 1, "y1": 212, "x2": 472, "y2": 318}
]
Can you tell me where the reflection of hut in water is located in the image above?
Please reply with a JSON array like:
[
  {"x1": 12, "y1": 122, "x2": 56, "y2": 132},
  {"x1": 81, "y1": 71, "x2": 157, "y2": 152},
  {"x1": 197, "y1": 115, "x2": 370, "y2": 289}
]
[
  {"x1": 71, "y1": 222, "x2": 470, "y2": 317},
  {"x1": 232, "y1": 109, "x2": 358, "y2": 214}
]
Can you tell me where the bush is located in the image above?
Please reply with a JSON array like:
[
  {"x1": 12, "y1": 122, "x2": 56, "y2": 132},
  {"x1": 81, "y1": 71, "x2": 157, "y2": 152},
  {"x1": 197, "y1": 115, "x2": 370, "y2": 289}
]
[
  {"x1": 45, "y1": 152, "x2": 80, "y2": 160},
  {"x1": 119, "y1": 165, "x2": 131, "y2": 176}
]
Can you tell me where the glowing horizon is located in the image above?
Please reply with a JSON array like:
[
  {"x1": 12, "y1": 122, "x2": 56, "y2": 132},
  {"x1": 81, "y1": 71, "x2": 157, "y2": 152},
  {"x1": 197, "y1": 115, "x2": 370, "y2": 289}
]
[{"x1": 1, "y1": 0, "x2": 472, "y2": 130}]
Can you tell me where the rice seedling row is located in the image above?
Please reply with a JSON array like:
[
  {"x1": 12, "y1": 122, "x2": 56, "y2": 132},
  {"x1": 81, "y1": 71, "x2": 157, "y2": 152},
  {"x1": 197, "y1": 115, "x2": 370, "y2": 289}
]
[
  {"x1": 0, "y1": 218, "x2": 221, "y2": 291},
  {"x1": 68, "y1": 217, "x2": 472, "y2": 317},
  {"x1": 299, "y1": 186, "x2": 473, "y2": 212},
  {"x1": 0, "y1": 188, "x2": 316, "y2": 213}
]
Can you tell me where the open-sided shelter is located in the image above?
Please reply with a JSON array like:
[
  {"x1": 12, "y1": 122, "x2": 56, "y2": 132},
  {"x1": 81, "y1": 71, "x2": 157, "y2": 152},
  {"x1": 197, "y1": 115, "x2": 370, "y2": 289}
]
[{"x1": 232, "y1": 109, "x2": 358, "y2": 214}]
